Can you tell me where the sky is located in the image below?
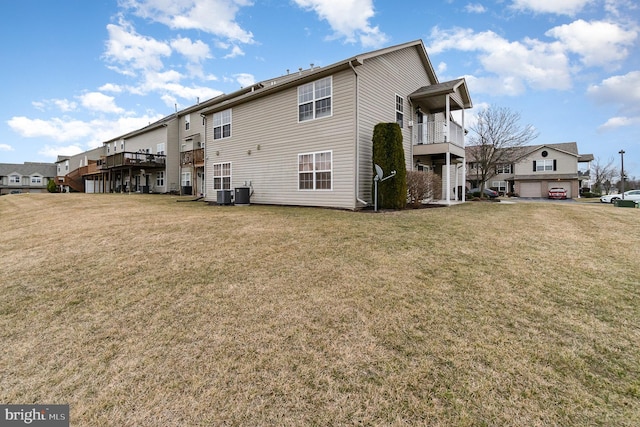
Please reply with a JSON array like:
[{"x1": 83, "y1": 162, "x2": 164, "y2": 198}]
[{"x1": 1, "y1": 0, "x2": 639, "y2": 179}]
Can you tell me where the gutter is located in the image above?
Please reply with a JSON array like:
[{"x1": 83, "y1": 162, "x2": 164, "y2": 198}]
[{"x1": 350, "y1": 60, "x2": 368, "y2": 208}]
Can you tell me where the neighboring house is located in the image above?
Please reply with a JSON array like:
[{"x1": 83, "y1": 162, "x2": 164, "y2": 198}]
[
  {"x1": 466, "y1": 142, "x2": 594, "y2": 198},
  {"x1": 0, "y1": 162, "x2": 56, "y2": 195},
  {"x1": 93, "y1": 117, "x2": 179, "y2": 194},
  {"x1": 55, "y1": 147, "x2": 104, "y2": 193},
  {"x1": 198, "y1": 39, "x2": 472, "y2": 209}
]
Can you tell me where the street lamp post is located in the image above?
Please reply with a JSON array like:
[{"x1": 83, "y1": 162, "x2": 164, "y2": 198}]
[{"x1": 619, "y1": 150, "x2": 625, "y2": 199}]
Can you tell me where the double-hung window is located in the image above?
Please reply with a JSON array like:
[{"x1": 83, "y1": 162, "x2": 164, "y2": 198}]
[
  {"x1": 298, "y1": 151, "x2": 332, "y2": 190},
  {"x1": 156, "y1": 171, "x2": 165, "y2": 187},
  {"x1": 213, "y1": 110, "x2": 231, "y2": 140},
  {"x1": 298, "y1": 77, "x2": 332, "y2": 122},
  {"x1": 185, "y1": 114, "x2": 191, "y2": 131},
  {"x1": 31, "y1": 176, "x2": 42, "y2": 185},
  {"x1": 9, "y1": 175, "x2": 20, "y2": 184},
  {"x1": 213, "y1": 162, "x2": 231, "y2": 190},
  {"x1": 395, "y1": 95, "x2": 404, "y2": 128},
  {"x1": 496, "y1": 164, "x2": 511, "y2": 174},
  {"x1": 535, "y1": 160, "x2": 554, "y2": 171}
]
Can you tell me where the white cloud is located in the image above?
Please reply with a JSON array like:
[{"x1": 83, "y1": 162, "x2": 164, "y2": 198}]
[
  {"x1": 38, "y1": 144, "x2": 85, "y2": 158},
  {"x1": 427, "y1": 27, "x2": 571, "y2": 95},
  {"x1": 223, "y1": 45, "x2": 245, "y2": 59},
  {"x1": 79, "y1": 92, "x2": 125, "y2": 114},
  {"x1": 588, "y1": 71, "x2": 640, "y2": 110},
  {"x1": 234, "y1": 73, "x2": 255, "y2": 87},
  {"x1": 465, "y1": 3, "x2": 487, "y2": 13},
  {"x1": 104, "y1": 18, "x2": 172, "y2": 73},
  {"x1": 588, "y1": 71, "x2": 640, "y2": 129},
  {"x1": 293, "y1": 0, "x2": 388, "y2": 47},
  {"x1": 510, "y1": 0, "x2": 594, "y2": 16},
  {"x1": 0, "y1": 143, "x2": 14, "y2": 151},
  {"x1": 597, "y1": 116, "x2": 640, "y2": 131},
  {"x1": 8, "y1": 114, "x2": 167, "y2": 153},
  {"x1": 121, "y1": 0, "x2": 254, "y2": 44},
  {"x1": 99, "y1": 83, "x2": 124, "y2": 93},
  {"x1": 546, "y1": 20, "x2": 637, "y2": 68},
  {"x1": 31, "y1": 99, "x2": 77, "y2": 112},
  {"x1": 170, "y1": 37, "x2": 212, "y2": 62}
]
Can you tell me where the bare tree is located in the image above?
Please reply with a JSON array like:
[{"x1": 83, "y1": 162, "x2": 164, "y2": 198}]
[
  {"x1": 467, "y1": 105, "x2": 538, "y2": 195},
  {"x1": 591, "y1": 157, "x2": 615, "y2": 195}
]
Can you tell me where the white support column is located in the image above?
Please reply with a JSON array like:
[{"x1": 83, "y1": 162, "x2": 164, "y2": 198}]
[
  {"x1": 445, "y1": 95, "x2": 451, "y2": 142},
  {"x1": 446, "y1": 151, "x2": 451, "y2": 204},
  {"x1": 461, "y1": 107, "x2": 466, "y2": 202}
]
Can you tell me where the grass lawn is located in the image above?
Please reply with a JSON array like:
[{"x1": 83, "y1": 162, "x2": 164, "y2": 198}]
[{"x1": 1, "y1": 193, "x2": 638, "y2": 426}]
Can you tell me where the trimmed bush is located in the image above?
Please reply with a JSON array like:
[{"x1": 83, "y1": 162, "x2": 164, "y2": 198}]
[{"x1": 372, "y1": 123, "x2": 407, "y2": 209}]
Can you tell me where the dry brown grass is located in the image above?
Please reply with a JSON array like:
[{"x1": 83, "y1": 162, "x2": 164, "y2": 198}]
[{"x1": 1, "y1": 193, "x2": 639, "y2": 426}]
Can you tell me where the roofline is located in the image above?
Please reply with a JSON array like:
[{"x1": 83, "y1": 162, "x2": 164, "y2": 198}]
[{"x1": 201, "y1": 39, "x2": 438, "y2": 115}]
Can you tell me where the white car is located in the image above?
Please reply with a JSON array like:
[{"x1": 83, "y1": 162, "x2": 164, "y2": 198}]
[{"x1": 600, "y1": 190, "x2": 640, "y2": 203}]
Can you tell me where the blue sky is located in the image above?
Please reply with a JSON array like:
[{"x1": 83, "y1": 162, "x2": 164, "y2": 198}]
[{"x1": 1, "y1": 0, "x2": 639, "y2": 178}]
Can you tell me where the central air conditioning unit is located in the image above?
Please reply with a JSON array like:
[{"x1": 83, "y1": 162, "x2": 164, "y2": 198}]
[{"x1": 217, "y1": 189, "x2": 232, "y2": 205}]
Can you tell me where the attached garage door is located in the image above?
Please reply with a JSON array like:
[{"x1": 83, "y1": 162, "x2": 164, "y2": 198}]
[
  {"x1": 519, "y1": 182, "x2": 542, "y2": 198},
  {"x1": 548, "y1": 182, "x2": 572, "y2": 198}
]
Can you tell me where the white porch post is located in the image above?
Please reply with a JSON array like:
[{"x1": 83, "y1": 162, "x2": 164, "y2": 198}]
[
  {"x1": 462, "y1": 107, "x2": 466, "y2": 202},
  {"x1": 446, "y1": 151, "x2": 451, "y2": 204},
  {"x1": 445, "y1": 95, "x2": 451, "y2": 142}
]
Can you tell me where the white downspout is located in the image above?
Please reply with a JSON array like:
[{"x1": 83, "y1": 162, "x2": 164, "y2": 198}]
[
  {"x1": 201, "y1": 113, "x2": 207, "y2": 198},
  {"x1": 350, "y1": 60, "x2": 368, "y2": 207}
]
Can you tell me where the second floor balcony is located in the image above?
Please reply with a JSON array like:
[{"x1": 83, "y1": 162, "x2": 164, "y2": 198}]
[
  {"x1": 98, "y1": 152, "x2": 166, "y2": 170},
  {"x1": 414, "y1": 120, "x2": 465, "y2": 147},
  {"x1": 180, "y1": 148, "x2": 204, "y2": 166}
]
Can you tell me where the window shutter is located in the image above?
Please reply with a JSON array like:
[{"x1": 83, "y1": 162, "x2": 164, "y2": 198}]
[
  {"x1": 533, "y1": 161, "x2": 536, "y2": 172},
  {"x1": 553, "y1": 160, "x2": 557, "y2": 171}
]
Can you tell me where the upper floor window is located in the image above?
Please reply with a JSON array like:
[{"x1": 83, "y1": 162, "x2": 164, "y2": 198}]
[
  {"x1": 9, "y1": 175, "x2": 20, "y2": 184},
  {"x1": 298, "y1": 77, "x2": 332, "y2": 122},
  {"x1": 120, "y1": 140, "x2": 125, "y2": 151},
  {"x1": 395, "y1": 95, "x2": 404, "y2": 128},
  {"x1": 213, "y1": 162, "x2": 231, "y2": 190},
  {"x1": 534, "y1": 159, "x2": 555, "y2": 172},
  {"x1": 496, "y1": 164, "x2": 511, "y2": 174},
  {"x1": 157, "y1": 143, "x2": 165, "y2": 155},
  {"x1": 31, "y1": 176, "x2": 42, "y2": 185},
  {"x1": 298, "y1": 151, "x2": 332, "y2": 190},
  {"x1": 213, "y1": 110, "x2": 231, "y2": 140},
  {"x1": 65, "y1": 161, "x2": 69, "y2": 171},
  {"x1": 185, "y1": 114, "x2": 191, "y2": 131}
]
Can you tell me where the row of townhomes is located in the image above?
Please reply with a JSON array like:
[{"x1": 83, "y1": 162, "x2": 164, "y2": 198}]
[
  {"x1": 48, "y1": 40, "x2": 474, "y2": 210},
  {"x1": 0, "y1": 162, "x2": 56, "y2": 195},
  {"x1": 466, "y1": 143, "x2": 594, "y2": 198},
  {"x1": 2, "y1": 40, "x2": 593, "y2": 206}
]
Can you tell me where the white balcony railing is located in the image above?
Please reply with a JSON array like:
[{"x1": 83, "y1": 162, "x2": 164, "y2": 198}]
[{"x1": 414, "y1": 121, "x2": 464, "y2": 147}]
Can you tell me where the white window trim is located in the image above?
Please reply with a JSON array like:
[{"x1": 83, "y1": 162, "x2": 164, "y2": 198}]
[
  {"x1": 212, "y1": 162, "x2": 232, "y2": 190},
  {"x1": 536, "y1": 159, "x2": 554, "y2": 171},
  {"x1": 157, "y1": 143, "x2": 165, "y2": 155},
  {"x1": 31, "y1": 176, "x2": 43, "y2": 185},
  {"x1": 185, "y1": 114, "x2": 191, "y2": 131},
  {"x1": 181, "y1": 171, "x2": 192, "y2": 186},
  {"x1": 213, "y1": 109, "x2": 232, "y2": 140},
  {"x1": 298, "y1": 76, "x2": 333, "y2": 123},
  {"x1": 9, "y1": 174, "x2": 21, "y2": 184},
  {"x1": 298, "y1": 150, "x2": 333, "y2": 191},
  {"x1": 156, "y1": 171, "x2": 165, "y2": 187},
  {"x1": 395, "y1": 94, "x2": 404, "y2": 128}
]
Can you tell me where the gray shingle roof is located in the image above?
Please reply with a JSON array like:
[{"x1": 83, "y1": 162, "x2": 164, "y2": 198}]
[{"x1": 0, "y1": 162, "x2": 57, "y2": 177}]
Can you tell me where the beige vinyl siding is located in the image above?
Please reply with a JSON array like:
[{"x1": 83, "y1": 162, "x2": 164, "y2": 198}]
[
  {"x1": 205, "y1": 71, "x2": 357, "y2": 209},
  {"x1": 165, "y1": 121, "x2": 180, "y2": 193},
  {"x1": 356, "y1": 46, "x2": 433, "y2": 203}
]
